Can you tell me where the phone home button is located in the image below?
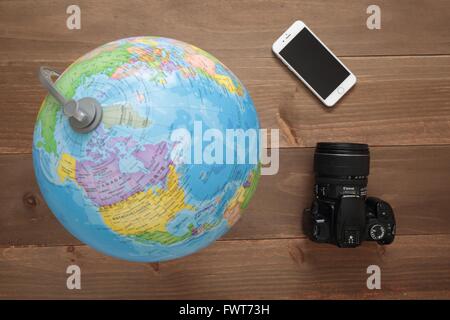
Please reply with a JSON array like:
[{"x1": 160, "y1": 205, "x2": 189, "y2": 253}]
[{"x1": 337, "y1": 86, "x2": 344, "y2": 94}]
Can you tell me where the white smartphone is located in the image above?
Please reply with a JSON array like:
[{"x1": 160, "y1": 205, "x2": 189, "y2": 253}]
[{"x1": 272, "y1": 20, "x2": 356, "y2": 107}]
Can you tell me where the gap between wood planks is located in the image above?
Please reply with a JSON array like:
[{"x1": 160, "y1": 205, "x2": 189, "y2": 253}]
[
  {"x1": 1, "y1": 53, "x2": 450, "y2": 64},
  {"x1": 1, "y1": 233, "x2": 449, "y2": 249},
  {"x1": 2, "y1": 144, "x2": 450, "y2": 156}
]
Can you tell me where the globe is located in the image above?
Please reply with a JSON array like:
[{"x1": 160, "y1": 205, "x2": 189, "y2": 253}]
[{"x1": 33, "y1": 37, "x2": 260, "y2": 262}]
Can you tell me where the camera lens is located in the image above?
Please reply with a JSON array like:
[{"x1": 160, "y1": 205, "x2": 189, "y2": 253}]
[{"x1": 314, "y1": 142, "x2": 370, "y2": 183}]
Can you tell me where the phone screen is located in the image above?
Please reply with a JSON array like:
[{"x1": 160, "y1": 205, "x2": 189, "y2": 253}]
[{"x1": 279, "y1": 28, "x2": 350, "y2": 99}]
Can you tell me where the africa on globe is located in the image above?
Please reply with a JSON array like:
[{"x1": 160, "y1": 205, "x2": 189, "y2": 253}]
[{"x1": 33, "y1": 37, "x2": 261, "y2": 262}]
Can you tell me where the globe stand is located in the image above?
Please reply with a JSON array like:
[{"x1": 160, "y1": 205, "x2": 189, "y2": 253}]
[{"x1": 38, "y1": 66, "x2": 103, "y2": 133}]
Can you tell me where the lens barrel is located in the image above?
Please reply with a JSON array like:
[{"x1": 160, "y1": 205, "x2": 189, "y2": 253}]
[{"x1": 314, "y1": 142, "x2": 370, "y2": 178}]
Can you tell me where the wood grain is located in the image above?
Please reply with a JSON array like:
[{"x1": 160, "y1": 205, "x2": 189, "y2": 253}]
[
  {"x1": 0, "y1": 0, "x2": 449, "y2": 300},
  {"x1": 1, "y1": 235, "x2": 449, "y2": 299},
  {"x1": 1, "y1": 146, "x2": 449, "y2": 247},
  {"x1": 1, "y1": 55, "x2": 450, "y2": 153},
  {"x1": 1, "y1": 0, "x2": 450, "y2": 63}
]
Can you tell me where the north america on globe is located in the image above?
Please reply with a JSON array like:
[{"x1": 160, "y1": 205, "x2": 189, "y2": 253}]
[{"x1": 33, "y1": 37, "x2": 261, "y2": 262}]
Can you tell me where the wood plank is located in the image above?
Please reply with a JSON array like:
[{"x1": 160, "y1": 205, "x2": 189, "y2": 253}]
[
  {"x1": 1, "y1": 146, "x2": 449, "y2": 247},
  {"x1": 1, "y1": 0, "x2": 450, "y2": 62},
  {"x1": 1, "y1": 56, "x2": 450, "y2": 153},
  {"x1": 0, "y1": 235, "x2": 449, "y2": 299}
]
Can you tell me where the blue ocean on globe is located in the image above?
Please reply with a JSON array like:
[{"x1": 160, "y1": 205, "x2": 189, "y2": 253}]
[{"x1": 32, "y1": 37, "x2": 261, "y2": 262}]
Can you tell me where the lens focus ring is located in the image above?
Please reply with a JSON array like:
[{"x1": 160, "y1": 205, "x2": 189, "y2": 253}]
[{"x1": 314, "y1": 142, "x2": 370, "y2": 178}]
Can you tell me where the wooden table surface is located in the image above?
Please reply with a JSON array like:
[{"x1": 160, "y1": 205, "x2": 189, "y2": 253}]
[{"x1": 1, "y1": 0, "x2": 449, "y2": 299}]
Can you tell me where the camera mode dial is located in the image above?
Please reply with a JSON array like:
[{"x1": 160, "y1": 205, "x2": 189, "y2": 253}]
[{"x1": 369, "y1": 224, "x2": 386, "y2": 241}]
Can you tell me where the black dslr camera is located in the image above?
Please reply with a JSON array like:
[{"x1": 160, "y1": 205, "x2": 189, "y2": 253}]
[{"x1": 306, "y1": 143, "x2": 396, "y2": 248}]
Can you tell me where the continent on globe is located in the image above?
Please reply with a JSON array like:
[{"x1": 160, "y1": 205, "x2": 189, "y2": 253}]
[
  {"x1": 57, "y1": 153, "x2": 76, "y2": 182},
  {"x1": 223, "y1": 164, "x2": 261, "y2": 226},
  {"x1": 102, "y1": 103, "x2": 151, "y2": 129},
  {"x1": 184, "y1": 50, "x2": 243, "y2": 96},
  {"x1": 75, "y1": 140, "x2": 172, "y2": 206},
  {"x1": 99, "y1": 165, "x2": 194, "y2": 241}
]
